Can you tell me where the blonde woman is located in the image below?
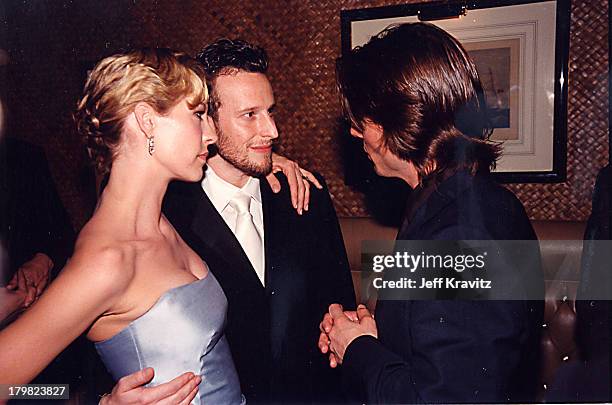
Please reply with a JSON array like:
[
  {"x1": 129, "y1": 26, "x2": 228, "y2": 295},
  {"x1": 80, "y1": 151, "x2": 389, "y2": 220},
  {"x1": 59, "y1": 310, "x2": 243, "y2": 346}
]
[{"x1": 0, "y1": 48, "x2": 245, "y2": 404}]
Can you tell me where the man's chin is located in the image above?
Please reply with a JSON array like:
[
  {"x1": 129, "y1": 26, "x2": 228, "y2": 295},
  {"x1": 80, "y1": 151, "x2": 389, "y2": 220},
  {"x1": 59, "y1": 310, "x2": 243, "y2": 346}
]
[
  {"x1": 238, "y1": 158, "x2": 273, "y2": 178},
  {"x1": 245, "y1": 153, "x2": 273, "y2": 177},
  {"x1": 216, "y1": 150, "x2": 272, "y2": 178},
  {"x1": 252, "y1": 162, "x2": 273, "y2": 177}
]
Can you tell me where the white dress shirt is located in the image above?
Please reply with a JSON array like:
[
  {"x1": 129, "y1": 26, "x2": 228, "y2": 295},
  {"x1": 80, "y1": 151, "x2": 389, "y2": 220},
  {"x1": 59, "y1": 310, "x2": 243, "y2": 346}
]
[{"x1": 201, "y1": 165, "x2": 265, "y2": 285}]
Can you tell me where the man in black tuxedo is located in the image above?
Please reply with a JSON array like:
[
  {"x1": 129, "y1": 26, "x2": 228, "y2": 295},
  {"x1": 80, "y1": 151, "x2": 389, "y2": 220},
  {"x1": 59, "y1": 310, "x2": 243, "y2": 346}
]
[
  {"x1": 163, "y1": 39, "x2": 355, "y2": 404},
  {"x1": 319, "y1": 23, "x2": 543, "y2": 404}
]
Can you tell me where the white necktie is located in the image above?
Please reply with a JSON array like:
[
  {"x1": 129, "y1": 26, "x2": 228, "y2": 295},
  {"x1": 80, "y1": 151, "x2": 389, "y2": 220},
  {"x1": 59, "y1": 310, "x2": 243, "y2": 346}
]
[{"x1": 229, "y1": 192, "x2": 264, "y2": 285}]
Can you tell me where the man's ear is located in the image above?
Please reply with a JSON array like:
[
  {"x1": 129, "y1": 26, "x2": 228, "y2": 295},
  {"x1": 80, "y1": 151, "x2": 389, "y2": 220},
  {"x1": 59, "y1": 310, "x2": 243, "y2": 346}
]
[{"x1": 133, "y1": 102, "x2": 156, "y2": 138}]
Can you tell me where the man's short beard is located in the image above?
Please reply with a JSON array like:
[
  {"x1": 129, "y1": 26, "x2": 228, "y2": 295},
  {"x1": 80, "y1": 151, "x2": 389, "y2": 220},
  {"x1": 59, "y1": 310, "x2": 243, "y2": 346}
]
[{"x1": 215, "y1": 126, "x2": 273, "y2": 177}]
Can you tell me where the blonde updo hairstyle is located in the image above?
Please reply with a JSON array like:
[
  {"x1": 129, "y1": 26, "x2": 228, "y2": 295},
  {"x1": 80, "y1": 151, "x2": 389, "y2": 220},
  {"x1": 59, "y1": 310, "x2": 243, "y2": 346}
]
[{"x1": 75, "y1": 48, "x2": 208, "y2": 175}]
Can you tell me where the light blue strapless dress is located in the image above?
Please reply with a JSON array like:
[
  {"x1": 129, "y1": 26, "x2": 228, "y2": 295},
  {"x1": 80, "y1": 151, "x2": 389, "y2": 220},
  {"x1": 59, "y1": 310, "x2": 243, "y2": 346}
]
[{"x1": 95, "y1": 272, "x2": 245, "y2": 404}]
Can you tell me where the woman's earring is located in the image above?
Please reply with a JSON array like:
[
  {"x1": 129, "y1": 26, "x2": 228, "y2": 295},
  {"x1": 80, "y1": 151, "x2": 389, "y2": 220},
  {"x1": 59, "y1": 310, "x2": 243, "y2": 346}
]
[{"x1": 147, "y1": 136, "x2": 155, "y2": 155}]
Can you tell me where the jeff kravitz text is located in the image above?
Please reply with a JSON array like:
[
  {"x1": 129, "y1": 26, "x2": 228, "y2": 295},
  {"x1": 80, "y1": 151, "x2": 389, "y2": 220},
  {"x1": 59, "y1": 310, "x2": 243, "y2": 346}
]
[
  {"x1": 373, "y1": 277, "x2": 492, "y2": 289},
  {"x1": 370, "y1": 251, "x2": 493, "y2": 292}
]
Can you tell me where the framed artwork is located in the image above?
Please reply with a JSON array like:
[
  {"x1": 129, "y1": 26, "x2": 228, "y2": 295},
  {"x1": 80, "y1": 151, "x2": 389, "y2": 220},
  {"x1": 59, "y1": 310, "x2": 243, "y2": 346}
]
[{"x1": 341, "y1": 0, "x2": 571, "y2": 183}]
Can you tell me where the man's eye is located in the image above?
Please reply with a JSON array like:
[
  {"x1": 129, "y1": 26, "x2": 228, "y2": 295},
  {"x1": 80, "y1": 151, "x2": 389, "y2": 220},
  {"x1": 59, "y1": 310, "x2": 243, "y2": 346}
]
[
  {"x1": 243, "y1": 111, "x2": 255, "y2": 118},
  {"x1": 194, "y1": 111, "x2": 205, "y2": 120}
]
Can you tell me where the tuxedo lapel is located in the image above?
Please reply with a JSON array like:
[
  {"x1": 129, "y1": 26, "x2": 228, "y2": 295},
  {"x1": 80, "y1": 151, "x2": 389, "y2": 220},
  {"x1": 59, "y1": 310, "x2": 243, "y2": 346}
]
[
  {"x1": 260, "y1": 179, "x2": 275, "y2": 289},
  {"x1": 259, "y1": 180, "x2": 298, "y2": 292},
  {"x1": 166, "y1": 181, "x2": 264, "y2": 293},
  {"x1": 260, "y1": 180, "x2": 286, "y2": 357}
]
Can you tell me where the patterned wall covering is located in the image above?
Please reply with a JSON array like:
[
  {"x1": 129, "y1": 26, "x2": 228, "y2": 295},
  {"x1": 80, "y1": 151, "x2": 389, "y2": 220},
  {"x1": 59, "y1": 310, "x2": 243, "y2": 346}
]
[{"x1": 3, "y1": 0, "x2": 608, "y2": 230}]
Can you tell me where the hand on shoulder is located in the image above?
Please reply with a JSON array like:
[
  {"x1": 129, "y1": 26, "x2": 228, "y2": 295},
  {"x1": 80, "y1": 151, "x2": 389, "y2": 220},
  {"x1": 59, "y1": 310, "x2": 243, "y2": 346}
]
[{"x1": 268, "y1": 153, "x2": 323, "y2": 214}]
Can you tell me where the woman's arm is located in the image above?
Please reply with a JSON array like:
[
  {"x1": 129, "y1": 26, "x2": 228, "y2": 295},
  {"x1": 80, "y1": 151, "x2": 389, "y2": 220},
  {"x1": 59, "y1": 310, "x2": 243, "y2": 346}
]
[{"x1": 0, "y1": 247, "x2": 129, "y2": 383}]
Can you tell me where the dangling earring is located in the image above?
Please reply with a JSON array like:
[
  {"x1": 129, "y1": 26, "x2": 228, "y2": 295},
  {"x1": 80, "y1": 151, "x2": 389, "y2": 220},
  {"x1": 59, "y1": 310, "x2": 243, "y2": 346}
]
[{"x1": 147, "y1": 136, "x2": 155, "y2": 155}]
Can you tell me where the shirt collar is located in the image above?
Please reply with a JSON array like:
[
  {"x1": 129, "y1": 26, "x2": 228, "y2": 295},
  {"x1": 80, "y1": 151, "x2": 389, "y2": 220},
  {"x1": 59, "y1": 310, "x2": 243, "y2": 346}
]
[{"x1": 201, "y1": 165, "x2": 262, "y2": 213}]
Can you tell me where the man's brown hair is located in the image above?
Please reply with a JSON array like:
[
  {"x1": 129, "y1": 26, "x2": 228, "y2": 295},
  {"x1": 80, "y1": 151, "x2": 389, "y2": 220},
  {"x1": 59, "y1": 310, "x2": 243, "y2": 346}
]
[{"x1": 336, "y1": 22, "x2": 501, "y2": 184}]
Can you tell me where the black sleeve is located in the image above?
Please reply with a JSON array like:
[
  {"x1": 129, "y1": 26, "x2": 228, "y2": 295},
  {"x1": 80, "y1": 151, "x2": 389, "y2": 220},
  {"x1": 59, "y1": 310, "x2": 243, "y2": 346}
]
[
  {"x1": 343, "y1": 300, "x2": 533, "y2": 403},
  {"x1": 4, "y1": 139, "x2": 75, "y2": 280}
]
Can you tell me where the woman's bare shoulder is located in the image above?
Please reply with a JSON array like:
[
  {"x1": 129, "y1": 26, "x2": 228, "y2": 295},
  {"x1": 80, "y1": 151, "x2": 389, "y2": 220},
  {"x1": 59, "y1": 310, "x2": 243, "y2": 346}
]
[{"x1": 65, "y1": 222, "x2": 137, "y2": 298}]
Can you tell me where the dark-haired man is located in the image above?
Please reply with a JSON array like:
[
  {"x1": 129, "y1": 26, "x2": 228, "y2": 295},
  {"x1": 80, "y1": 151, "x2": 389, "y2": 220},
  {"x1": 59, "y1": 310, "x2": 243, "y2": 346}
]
[
  {"x1": 159, "y1": 39, "x2": 355, "y2": 404},
  {"x1": 319, "y1": 22, "x2": 543, "y2": 404}
]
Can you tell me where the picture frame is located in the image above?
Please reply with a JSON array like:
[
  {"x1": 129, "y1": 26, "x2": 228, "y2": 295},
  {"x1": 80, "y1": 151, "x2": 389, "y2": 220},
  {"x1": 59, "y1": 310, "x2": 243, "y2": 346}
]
[{"x1": 341, "y1": 0, "x2": 571, "y2": 183}]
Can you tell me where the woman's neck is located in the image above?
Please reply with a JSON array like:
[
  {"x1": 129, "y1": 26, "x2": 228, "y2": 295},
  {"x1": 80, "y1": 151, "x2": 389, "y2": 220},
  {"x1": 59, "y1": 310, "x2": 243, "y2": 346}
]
[{"x1": 95, "y1": 158, "x2": 170, "y2": 239}]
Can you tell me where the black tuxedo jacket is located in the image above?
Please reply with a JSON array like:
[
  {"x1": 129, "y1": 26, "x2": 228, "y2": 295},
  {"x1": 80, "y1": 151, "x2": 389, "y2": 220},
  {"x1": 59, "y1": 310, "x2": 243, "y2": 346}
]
[
  {"x1": 343, "y1": 171, "x2": 544, "y2": 404},
  {"x1": 163, "y1": 173, "x2": 355, "y2": 404}
]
